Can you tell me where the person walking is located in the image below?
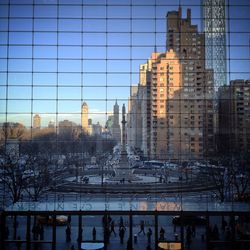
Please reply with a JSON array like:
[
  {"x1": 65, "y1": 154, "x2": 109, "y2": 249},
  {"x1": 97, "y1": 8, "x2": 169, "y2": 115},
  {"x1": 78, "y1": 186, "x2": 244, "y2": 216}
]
[
  {"x1": 71, "y1": 245, "x2": 75, "y2": 250},
  {"x1": 213, "y1": 224, "x2": 219, "y2": 240},
  {"x1": 39, "y1": 224, "x2": 44, "y2": 240},
  {"x1": 138, "y1": 220, "x2": 145, "y2": 235},
  {"x1": 110, "y1": 220, "x2": 116, "y2": 236},
  {"x1": 147, "y1": 228, "x2": 152, "y2": 244},
  {"x1": 159, "y1": 227, "x2": 165, "y2": 241},
  {"x1": 66, "y1": 225, "x2": 71, "y2": 242},
  {"x1": 221, "y1": 218, "x2": 227, "y2": 234},
  {"x1": 119, "y1": 225, "x2": 125, "y2": 244},
  {"x1": 32, "y1": 224, "x2": 39, "y2": 240}
]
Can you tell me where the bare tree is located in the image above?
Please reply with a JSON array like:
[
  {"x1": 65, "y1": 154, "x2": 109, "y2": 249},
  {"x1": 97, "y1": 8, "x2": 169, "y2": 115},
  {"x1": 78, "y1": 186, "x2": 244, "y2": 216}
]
[
  {"x1": 0, "y1": 122, "x2": 25, "y2": 140},
  {"x1": 24, "y1": 156, "x2": 51, "y2": 202},
  {"x1": 0, "y1": 153, "x2": 27, "y2": 204},
  {"x1": 208, "y1": 166, "x2": 232, "y2": 202},
  {"x1": 230, "y1": 165, "x2": 250, "y2": 200}
]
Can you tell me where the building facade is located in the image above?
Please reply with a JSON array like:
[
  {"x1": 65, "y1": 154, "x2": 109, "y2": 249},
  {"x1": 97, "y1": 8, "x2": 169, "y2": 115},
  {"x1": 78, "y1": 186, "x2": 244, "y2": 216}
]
[
  {"x1": 112, "y1": 100, "x2": 121, "y2": 143},
  {"x1": 81, "y1": 102, "x2": 89, "y2": 134},
  {"x1": 127, "y1": 85, "x2": 142, "y2": 149},
  {"x1": 202, "y1": 0, "x2": 227, "y2": 89},
  {"x1": 218, "y1": 79, "x2": 250, "y2": 154},
  {"x1": 33, "y1": 114, "x2": 41, "y2": 129},
  {"x1": 127, "y1": 7, "x2": 215, "y2": 160},
  {"x1": 165, "y1": 7, "x2": 214, "y2": 160}
]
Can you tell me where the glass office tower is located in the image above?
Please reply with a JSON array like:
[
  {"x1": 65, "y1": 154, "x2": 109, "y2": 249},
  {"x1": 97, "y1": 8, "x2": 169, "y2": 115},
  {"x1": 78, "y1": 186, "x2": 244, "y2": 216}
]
[{"x1": 202, "y1": 0, "x2": 227, "y2": 89}]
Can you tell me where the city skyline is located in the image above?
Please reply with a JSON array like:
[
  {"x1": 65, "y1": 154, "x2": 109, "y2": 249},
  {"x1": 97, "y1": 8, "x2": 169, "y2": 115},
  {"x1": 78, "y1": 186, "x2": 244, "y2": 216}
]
[{"x1": 0, "y1": 0, "x2": 249, "y2": 128}]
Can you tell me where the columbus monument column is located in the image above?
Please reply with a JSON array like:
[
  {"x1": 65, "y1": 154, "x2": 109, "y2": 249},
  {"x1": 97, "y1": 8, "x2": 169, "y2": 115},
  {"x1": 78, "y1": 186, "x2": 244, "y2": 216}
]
[{"x1": 110, "y1": 104, "x2": 140, "y2": 183}]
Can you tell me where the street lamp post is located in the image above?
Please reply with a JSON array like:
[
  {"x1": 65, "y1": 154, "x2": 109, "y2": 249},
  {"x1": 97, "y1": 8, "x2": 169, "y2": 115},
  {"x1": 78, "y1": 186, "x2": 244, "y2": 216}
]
[{"x1": 101, "y1": 160, "x2": 104, "y2": 187}]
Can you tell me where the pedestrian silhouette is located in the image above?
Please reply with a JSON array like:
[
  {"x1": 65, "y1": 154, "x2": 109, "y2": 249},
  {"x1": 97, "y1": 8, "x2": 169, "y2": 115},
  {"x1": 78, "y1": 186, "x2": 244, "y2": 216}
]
[
  {"x1": 138, "y1": 220, "x2": 145, "y2": 235},
  {"x1": 66, "y1": 225, "x2": 71, "y2": 242},
  {"x1": 92, "y1": 226, "x2": 96, "y2": 241},
  {"x1": 39, "y1": 224, "x2": 44, "y2": 240},
  {"x1": 221, "y1": 218, "x2": 227, "y2": 233},
  {"x1": 159, "y1": 227, "x2": 165, "y2": 241},
  {"x1": 147, "y1": 244, "x2": 152, "y2": 250},
  {"x1": 32, "y1": 224, "x2": 39, "y2": 240},
  {"x1": 147, "y1": 228, "x2": 152, "y2": 244},
  {"x1": 213, "y1": 224, "x2": 219, "y2": 240},
  {"x1": 71, "y1": 245, "x2": 75, "y2": 250},
  {"x1": 110, "y1": 220, "x2": 116, "y2": 236},
  {"x1": 119, "y1": 226, "x2": 125, "y2": 244}
]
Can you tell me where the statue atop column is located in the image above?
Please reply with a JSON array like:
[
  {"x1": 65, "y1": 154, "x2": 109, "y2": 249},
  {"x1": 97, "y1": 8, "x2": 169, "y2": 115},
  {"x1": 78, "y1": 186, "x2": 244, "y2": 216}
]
[{"x1": 121, "y1": 104, "x2": 126, "y2": 150}]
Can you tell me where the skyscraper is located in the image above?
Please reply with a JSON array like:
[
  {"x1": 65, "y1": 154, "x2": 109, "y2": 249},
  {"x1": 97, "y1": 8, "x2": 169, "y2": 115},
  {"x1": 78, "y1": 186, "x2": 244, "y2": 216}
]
[
  {"x1": 165, "y1": 7, "x2": 215, "y2": 160},
  {"x1": 81, "y1": 102, "x2": 89, "y2": 133},
  {"x1": 33, "y1": 114, "x2": 41, "y2": 129},
  {"x1": 127, "y1": 7, "x2": 215, "y2": 160},
  {"x1": 112, "y1": 100, "x2": 121, "y2": 143},
  {"x1": 218, "y1": 79, "x2": 250, "y2": 154},
  {"x1": 202, "y1": 0, "x2": 227, "y2": 89}
]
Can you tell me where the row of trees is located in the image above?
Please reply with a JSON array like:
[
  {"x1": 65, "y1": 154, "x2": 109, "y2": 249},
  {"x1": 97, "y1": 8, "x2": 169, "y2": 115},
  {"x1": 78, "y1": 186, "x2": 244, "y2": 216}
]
[
  {"x1": 0, "y1": 124, "x2": 115, "y2": 205},
  {"x1": 0, "y1": 122, "x2": 116, "y2": 155}
]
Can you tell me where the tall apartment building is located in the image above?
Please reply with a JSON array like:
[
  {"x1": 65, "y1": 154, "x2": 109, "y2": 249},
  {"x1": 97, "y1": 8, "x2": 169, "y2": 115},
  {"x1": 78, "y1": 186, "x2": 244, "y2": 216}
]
[
  {"x1": 81, "y1": 102, "x2": 89, "y2": 133},
  {"x1": 112, "y1": 100, "x2": 121, "y2": 143},
  {"x1": 202, "y1": 0, "x2": 227, "y2": 89},
  {"x1": 127, "y1": 85, "x2": 142, "y2": 149},
  {"x1": 149, "y1": 50, "x2": 183, "y2": 159},
  {"x1": 59, "y1": 120, "x2": 76, "y2": 136},
  {"x1": 165, "y1": 7, "x2": 214, "y2": 160},
  {"x1": 127, "y1": 7, "x2": 214, "y2": 160},
  {"x1": 33, "y1": 114, "x2": 41, "y2": 129},
  {"x1": 140, "y1": 61, "x2": 153, "y2": 158},
  {"x1": 218, "y1": 79, "x2": 250, "y2": 154}
]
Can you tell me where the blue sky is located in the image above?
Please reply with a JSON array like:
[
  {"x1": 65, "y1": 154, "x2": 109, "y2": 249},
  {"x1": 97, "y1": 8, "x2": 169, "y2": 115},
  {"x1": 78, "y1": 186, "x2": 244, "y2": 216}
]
[{"x1": 0, "y1": 0, "x2": 249, "y2": 127}]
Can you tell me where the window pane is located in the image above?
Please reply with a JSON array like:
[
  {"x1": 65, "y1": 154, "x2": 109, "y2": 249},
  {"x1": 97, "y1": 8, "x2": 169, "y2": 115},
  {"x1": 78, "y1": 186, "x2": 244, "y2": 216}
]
[
  {"x1": 9, "y1": 18, "x2": 33, "y2": 31},
  {"x1": 34, "y1": 46, "x2": 57, "y2": 58},
  {"x1": 34, "y1": 6, "x2": 57, "y2": 18},
  {"x1": 34, "y1": 59, "x2": 57, "y2": 72},
  {"x1": 33, "y1": 87, "x2": 57, "y2": 99},
  {"x1": 10, "y1": 5, "x2": 33, "y2": 18},
  {"x1": 33, "y1": 73, "x2": 57, "y2": 86},
  {"x1": 8, "y1": 86, "x2": 31, "y2": 99},
  {"x1": 9, "y1": 46, "x2": 32, "y2": 59},
  {"x1": 8, "y1": 73, "x2": 32, "y2": 85}
]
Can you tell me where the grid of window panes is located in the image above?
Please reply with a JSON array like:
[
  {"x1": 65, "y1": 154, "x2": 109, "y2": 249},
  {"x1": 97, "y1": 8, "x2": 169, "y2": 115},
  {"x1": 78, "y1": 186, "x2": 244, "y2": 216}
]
[{"x1": 0, "y1": 0, "x2": 249, "y2": 210}]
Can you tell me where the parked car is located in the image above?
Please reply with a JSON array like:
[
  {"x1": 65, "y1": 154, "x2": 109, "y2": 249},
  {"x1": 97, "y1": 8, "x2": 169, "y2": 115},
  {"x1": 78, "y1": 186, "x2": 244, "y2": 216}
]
[
  {"x1": 81, "y1": 176, "x2": 89, "y2": 184},
  {"x1": 172, "y1": 215, "x2": 206, "y2": 225},
  {"x1": 37, "y1": 215, "x2": 68, "y2": 226}
]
